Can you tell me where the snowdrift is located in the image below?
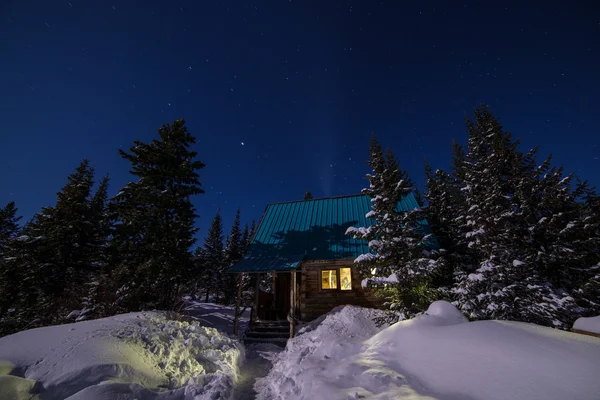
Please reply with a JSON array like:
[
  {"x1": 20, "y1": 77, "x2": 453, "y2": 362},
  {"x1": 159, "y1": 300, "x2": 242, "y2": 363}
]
[
  {"x1": 573, "y1": 315, "x2": 600, "y2": 335},
  {"x1": 0, "y1": 311, "x2": 242, "y2": 400},
  {"x1": 256, "y1": 301, "x2": 600, "y2": 400},
  {"x1": 254, "y1": 305, "x2": 388, "y2": 399}
]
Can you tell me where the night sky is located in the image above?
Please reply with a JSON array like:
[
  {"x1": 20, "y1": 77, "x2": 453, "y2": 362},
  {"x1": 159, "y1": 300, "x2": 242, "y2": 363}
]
[{"x1": 2, "y1": 1, "x2": 599, "y2": 240}]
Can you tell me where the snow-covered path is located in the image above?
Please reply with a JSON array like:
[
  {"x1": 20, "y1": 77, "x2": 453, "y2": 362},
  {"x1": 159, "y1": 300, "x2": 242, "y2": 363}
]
[
  {"x1": 234, "y1": 344, "x2": 282, "y2": 400},
  {"x1": 181, "y1": 301, "x2": 284, "y2": 399}
]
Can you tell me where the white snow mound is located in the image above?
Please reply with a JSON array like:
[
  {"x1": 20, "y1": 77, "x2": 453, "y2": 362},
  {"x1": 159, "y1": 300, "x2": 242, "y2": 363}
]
[
  {"x1": 256, "y1": 303, "x2": 600, "y2": 400},
  {"x1": 573, "y1": 315, "x2": 600, "y2": 334},
  {"x1": 254, "y1": 305, "x2": 388, "y2": 399},
  {"x1": 0, "y1": 311, "x2": 243, "y2": 400},
  {"x1": 424, "y1": 300, "x2": 468, "y2": 325}
]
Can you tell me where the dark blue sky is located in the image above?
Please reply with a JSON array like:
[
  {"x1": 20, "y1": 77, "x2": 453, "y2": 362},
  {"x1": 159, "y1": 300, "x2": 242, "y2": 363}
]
[{"x1": 1, "y1": 0, "x2": 599, "y2": 240}]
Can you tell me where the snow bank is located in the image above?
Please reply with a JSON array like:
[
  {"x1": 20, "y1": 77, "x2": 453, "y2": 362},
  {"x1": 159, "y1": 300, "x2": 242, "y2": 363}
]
[
  {"x1": 254, "y1": 305, "x2": 388, "y2": 399},
  {"x1": 363, "y1": 303, "x2": 600, "y2": 400},
  {"x1": 0, "y1": 311, "x2": 242, "y2": 399},
  {"x1": 573, "y1": 315, "x2": 600, "y2": 334},
  {"x1": 256, "y1": 301, "x2": 600, "y2": 400}
]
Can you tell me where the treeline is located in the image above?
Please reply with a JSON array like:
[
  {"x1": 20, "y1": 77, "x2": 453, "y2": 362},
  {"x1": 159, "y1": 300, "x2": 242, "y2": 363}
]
[
  {"x1": 351, "y1": 106, "x2": 600, "y2": 329},
  {"x1": 0, "y1": 119, "x2": 252, "y2": 336}
]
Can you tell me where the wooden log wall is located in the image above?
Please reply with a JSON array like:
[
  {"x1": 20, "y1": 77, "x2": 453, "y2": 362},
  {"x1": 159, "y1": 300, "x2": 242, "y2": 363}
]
[{"x1": 299, "y1": 259, "x2": 384, "y2": 321}]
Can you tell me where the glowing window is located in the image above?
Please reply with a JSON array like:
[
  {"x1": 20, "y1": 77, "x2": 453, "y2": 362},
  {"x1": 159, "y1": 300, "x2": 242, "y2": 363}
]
[
  {"x1": 340, "y1": 267, "x2": 352, "y2": 290},
  {"x1": 321, "y1": 269, "x2": 337, "y2": 289}
]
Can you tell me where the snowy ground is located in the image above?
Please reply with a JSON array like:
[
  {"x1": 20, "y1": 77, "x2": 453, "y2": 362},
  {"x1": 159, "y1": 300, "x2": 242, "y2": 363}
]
[
  {"x1": 0, "y1": 310, "x2": 244, "y2": 400},
  {"x1": 182, "y1": 301, "x2": 250, "y2": 335},
  {"x1": 256, "y1": 302, "x2": 600, "y2": 400},
  {"x1": 233, "y1": 344, "x2": 281, "y2": 400},
  {"x1": 182, "y1": 301, "x2": 282, "y2": 400},
  {"x1": 3, "y1": 301, "x2": 599, "y2": 400},
  {"x1": 0, "y1": 301, "x2": 283, "y2": 400},
  {"x1": 573, "y1": 315, "x2": 600, "y2": 334}
]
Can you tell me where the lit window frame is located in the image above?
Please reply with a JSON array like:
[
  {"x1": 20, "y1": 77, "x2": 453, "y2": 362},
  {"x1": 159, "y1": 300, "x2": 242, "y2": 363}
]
[{"x1": 320, "y1": 267, "x2": 353, "y2": 291}]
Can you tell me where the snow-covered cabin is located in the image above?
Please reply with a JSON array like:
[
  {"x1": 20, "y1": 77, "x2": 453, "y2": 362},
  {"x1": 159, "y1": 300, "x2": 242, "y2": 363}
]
[{"x1": 228, "y1": 193, "x2": 422, "y2": 332}]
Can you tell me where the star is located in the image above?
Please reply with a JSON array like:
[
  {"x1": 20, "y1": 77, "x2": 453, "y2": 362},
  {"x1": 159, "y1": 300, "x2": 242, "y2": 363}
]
[{"x1": 241, "y1": 142, "x2": 245, "y2": 146}]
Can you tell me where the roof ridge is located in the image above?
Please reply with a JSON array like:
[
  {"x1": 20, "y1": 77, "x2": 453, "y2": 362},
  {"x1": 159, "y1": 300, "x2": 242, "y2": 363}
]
[{"x1": 267, "y1": 193, "x2": 366, "y2": 206}]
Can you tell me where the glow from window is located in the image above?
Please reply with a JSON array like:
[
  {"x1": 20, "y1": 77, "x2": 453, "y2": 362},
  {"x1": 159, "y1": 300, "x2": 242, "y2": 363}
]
[
  {"x1": 321, "y1": 269, "x2": 337, "y2": 289},
  {"x1": 340, "y1": 267, "x2": 352, "y2": 290}
]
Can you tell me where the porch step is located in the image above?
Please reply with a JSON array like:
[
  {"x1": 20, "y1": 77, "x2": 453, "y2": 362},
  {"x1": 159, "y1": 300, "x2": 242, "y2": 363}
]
[
  {"x1": 251, "y1": 325, "x2": 289, "y2": 333},
  {"x1": 245, "y1": 330, "x2": 289, "y2": 339},
  {"x1": 253, "y1": 320, "x2": 289, "y2": 327},
  {"x1": 243, "y1": 320, "x2": 290, "y2": 347},
  {"x1": 243, "y1": 337, "x2": 288, "y2": 347}
]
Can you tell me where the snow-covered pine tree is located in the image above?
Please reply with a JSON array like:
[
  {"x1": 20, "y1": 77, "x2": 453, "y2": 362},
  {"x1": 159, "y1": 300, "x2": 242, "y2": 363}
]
[
  {"x1": 0, "y1": 202, "x2": 21, "y2": 256},
  {"x1": 111, "y1": 119, "x2": 205, "y2": 311},
  {"x1": 412, "y1": 185, "x2": 425, "y2": 208},
  {"x1": 453, "y1": 106, "x2": 574, "y2": 328},
  {"x1": 201, "y1": 210, "x2": 225, "y2": 302},
  {"x1": 190, "y1": 246, "x2": 206, "y2": 300},
  {"x1": 78, "y1": 174, "x2": 112, "y2": 320},
  {"x1": 515, "y1": 150, "x2": 600, "y2": 325},
  {"x1": 569, "y1": 179, "x2": 600, "y2": 316},
  {"x1": 0, "y1": 201, "x2": 22, "y2": 328},
  {"x1": 0, "y1": 160, "x2": 111, "y2": 333},
  {"x1": 347, "y1": 135, "x2": 443, "y2": 322},
  {"x1": 423, "y1": 160, "x2": 460, "y2": 287},
  {"x1": 241, "y1": 223, "x2": 250, "y2": 255}
]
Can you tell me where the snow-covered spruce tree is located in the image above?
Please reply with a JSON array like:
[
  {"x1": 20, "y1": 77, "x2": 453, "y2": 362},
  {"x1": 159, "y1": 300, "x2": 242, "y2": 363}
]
[
  {"x1": 443, "y1": 140, "x2": 479, "y2": 284},
  {"x1": 0, "y1": 221, "x2": 50, "y2": 335},
  {"x1": 111, "y1": 119, "x2": 205, "y2": 311},
  {"x1": 569, "y1": 179, "x2": 600, "y2": 316},
  {"x1": 347, "y1": 135, "x2": 444, "y2": 323},
  {"x1": 423, "y1": 160, "x2": 463, "y2": 287},
  {"x1": 412, "y1": 184, "x2": 425, "y2": 208},
  {"x1": 248, "y1": 220, "x2": 256, "y2": 250},
  {"x1": 200, "y1": 210, "x2": 226, "y2": 302},
  {"x1": 513, "y1": 149, "x2": 600, "y2": 324},
  {"x1": 0, "y1": 160, "x2": 111, "y2": 334},
  {"x1": 190, "y1": 246, "x2": 206, "y2": 300},
  {"x1": 223, "y1": 209, "x2": 243, "y2": 304},
  {"x1": 241, "y1": 223, "x2": 250, "y2": 255},
  {"x1": 77, "y1": 174, "x2": 113, "y2": 320},
  {"x1": 453, "y1": 106, "x2": 574, "y2": 328},
  {"x1": 0, "y1": 201, "x2": 22, "y2": 256},
  {"x1": 0, "y1": 201, "x2": 22, "y2": 329}
]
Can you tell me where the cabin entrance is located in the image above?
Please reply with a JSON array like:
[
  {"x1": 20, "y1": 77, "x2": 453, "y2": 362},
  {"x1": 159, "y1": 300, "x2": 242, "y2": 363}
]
[{"x1": 255, "y1": 271, "x2": 298, "y2": 321}]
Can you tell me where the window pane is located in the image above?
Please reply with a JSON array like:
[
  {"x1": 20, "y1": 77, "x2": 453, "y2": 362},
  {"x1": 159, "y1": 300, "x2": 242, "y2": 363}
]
[
  {"x1": 321, "y1": 269, "x2": 337, "y2": 289},
  {"x1": 340, "y1": 267, "x2": 352, "y2": 290}
]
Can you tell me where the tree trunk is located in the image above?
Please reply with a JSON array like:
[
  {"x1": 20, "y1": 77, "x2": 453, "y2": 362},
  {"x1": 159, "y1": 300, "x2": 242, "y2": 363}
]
[
  {"x1": 233, "y1": 273, "x2": 243, "y2": 335},
  {"x1": 252, "y1": 273, "x2": 260, "y2": 323}
]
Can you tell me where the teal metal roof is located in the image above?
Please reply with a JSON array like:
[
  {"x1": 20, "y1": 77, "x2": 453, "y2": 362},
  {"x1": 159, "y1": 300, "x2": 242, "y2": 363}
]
[{"x1": 228, "y1": 192, "x2": 421, "y2": 273}]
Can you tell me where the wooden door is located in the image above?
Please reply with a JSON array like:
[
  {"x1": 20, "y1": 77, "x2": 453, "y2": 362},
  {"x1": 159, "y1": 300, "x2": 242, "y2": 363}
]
[{"x1": 274, "y1": 272, "x2": 291, "y2": 320}]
